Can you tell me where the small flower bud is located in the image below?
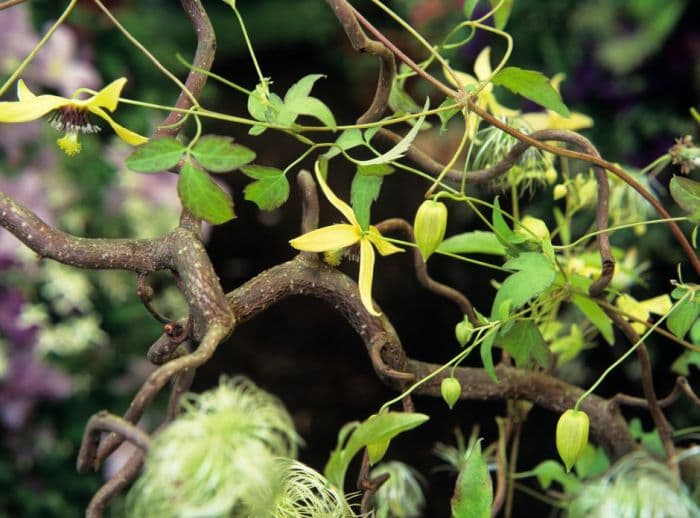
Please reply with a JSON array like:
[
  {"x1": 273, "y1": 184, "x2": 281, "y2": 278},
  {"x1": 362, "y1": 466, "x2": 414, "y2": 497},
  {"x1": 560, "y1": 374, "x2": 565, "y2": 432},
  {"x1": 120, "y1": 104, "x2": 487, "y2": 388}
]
[
  {"x1": 414, "y1": 199, "x2": 448, "y2": 261},
  {"x1": 441, "y1": 377, "x2": 461, "y2": 409},
  {"x1": 556, "y1": 409, "x2": 589, "y2": 472},
  {"x1": 545, "y1": 166, "x2": 558, "y2": 184},
  {"x1": 366, "y1": 439, "x2": 390, "y2": 465},
  {"x1": 517, "y1": 216, "x2": 550, "y2": 242},
  {"x1": 553, "y1": 184, "x2": 568, "y2": 200},
  {"x1": 455, "y1": 318, "x2": 474, "y2": 346}
]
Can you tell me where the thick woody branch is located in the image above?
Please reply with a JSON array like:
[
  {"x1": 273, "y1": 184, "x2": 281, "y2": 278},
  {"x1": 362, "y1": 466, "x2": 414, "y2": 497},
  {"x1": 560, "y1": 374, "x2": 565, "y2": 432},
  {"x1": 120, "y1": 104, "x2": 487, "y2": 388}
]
[{"x1": 156, "y1": 0, "x2": 216, "y2": 137}]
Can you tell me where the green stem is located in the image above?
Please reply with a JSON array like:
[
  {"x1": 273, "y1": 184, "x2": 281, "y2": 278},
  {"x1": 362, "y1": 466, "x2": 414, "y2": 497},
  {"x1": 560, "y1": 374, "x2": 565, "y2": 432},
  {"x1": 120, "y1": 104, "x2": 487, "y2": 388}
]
[
  {"x1": 230, "y1": 5, "x2": 265, "y2": 85},
  {"x1": 0, "y1": 0, "x2": 78, "y2": 97},
  {"x1": 92, "y1": 0, "x2": 199, "y2": 109},
  {"x1": 575, "y1": 292, "x2": 692, "y2": 411}
]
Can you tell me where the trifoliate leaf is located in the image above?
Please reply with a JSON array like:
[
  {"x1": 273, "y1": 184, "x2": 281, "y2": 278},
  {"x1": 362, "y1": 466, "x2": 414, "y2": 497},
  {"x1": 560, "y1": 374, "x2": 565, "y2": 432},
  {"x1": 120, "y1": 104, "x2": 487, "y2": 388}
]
[
  {"x1": 490, "y1": 252, "x2": 556, "y2": 319},
  {"x1": 126, "y1": 137, "x2": 185, "y2": 173},
  {"x1": 191, "y1": 135, "x2": 256, "y2": 173},
  {"x1": 492, "y1": 67, "x2": 571, "y2": 117},
  {"x1": 240, "y1": 165, "x2": 289, "y2": 211},
  {"x1": 178, "y1": 160, "x2": 235, "y2": 224}
]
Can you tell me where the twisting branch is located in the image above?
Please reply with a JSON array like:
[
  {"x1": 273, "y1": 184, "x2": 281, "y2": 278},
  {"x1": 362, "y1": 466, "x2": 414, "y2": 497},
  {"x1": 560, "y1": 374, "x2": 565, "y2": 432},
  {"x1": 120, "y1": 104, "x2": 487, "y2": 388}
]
[
  {"x1": 375, "y1": 217, "x2": 480, "y2": 325},
  {"x1": 342, "y1": 0, "x2": 700, "y2": 277},
  {"x1": 85, "y1": 451, "x2": 144, "y2": 518},
  {"x1": 156, "y1": 0, "x2": 216, "y2": 137},
  {"x1": 324, "y1": 0, "x2": 396, "y2": 124}
]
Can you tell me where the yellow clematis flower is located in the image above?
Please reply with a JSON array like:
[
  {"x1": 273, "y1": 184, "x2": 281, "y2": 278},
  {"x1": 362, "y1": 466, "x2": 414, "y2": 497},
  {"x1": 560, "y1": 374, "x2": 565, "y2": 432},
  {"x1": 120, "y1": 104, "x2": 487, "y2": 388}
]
[
  {"x1": 0, "y1": 77, "x2": 147, "y2": 156},
  {"x1": 616, "y1": 293, "x2": 672, "y2": 334},
  {"x1": 289, "y1": 163, "x2": 403, "y2": 316},
  {"x1": 443, "y1": 47, "x2": 519, "y2": 139}
]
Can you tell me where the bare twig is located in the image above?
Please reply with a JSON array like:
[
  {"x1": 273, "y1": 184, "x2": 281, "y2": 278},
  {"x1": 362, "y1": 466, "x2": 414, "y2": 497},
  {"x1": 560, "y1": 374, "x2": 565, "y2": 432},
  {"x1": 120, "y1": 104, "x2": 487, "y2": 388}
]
[{"x1": 85, "y1": 451, "x2": 144, "y2": 518}]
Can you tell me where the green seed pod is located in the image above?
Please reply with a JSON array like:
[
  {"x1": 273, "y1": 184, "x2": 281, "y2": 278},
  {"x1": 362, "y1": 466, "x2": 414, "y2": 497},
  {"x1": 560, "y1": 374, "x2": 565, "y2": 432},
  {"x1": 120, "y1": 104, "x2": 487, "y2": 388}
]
[
  {"x1": 441, "y1": 377, "x2": 461, "y2": 409},
  {"x1": 556, "y1": 409, "x2": 590, "y2": 472},
  {"x1": 455, "y1": 317, "x2": 474, "y2": 346},
  {"x1": 413, "y1": 199, "x2": 448, "y2": 261},
  {"x1": 366, "y1": 439, "x2": 391, "y2": 465}
]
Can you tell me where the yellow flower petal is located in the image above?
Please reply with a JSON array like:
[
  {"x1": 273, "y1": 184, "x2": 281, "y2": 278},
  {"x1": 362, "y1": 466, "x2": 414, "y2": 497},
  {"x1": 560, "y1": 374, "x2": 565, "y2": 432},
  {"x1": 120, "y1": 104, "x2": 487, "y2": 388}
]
[
  {"x1": 17, "y1": 79, "x2": 37, "y2": 100},
  {"x1": 289, "y1": 224, "x2": 359, "y2": 252},
  {"x1": 89, "y1": 106, "x2": 148, "y2": 146},
  {"x1": 442, "y1": 65, "x2": 478, "y2": 91},
  {"x1": 314, "y1": 162, "x2": 359, "y2": 226},
  {"x1": 0, "y1": 95, "x2": 67, "y2": 122},
  {"x1": 474, "y1": 46, "x2": 493, "y2": 82},
  {"x1": 367, "y1": 227, "x2": 404, "y2": 256},
  {"x1": 86, "y1": 77, "x2": 127, "y2": 112},
  {"x1": 358, "y1": 239, "x2": 380, "y2": 316},
  {"x1": 639, "y1": 294, "x2": 673, "y2": 316}
]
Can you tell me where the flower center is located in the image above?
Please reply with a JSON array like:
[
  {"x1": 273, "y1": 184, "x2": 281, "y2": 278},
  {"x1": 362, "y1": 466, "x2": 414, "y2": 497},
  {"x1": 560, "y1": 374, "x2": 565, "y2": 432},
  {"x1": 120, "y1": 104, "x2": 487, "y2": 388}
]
[{"x1": 48, "y1": 106, "x2": 101, "y2": 135}]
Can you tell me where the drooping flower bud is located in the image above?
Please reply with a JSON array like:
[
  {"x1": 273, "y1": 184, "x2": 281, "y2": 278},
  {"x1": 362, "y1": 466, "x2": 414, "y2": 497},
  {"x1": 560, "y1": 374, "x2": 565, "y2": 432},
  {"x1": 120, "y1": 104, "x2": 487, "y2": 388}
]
[
  {"x1": 455, "y1": 317, "x2": 474, "y2": 346},
  {"x1": 441, "y1": 377, "x2": 461, "y2": 409},
  {"x1": 556, "y1": 409, "x2": 590, "y2": 472},
  {"x1": 517, "y1": 215, "x2": 550, "y2": 242},
  {"x1": 413, "y1": 199, "x2": 448, "y2": 261}
]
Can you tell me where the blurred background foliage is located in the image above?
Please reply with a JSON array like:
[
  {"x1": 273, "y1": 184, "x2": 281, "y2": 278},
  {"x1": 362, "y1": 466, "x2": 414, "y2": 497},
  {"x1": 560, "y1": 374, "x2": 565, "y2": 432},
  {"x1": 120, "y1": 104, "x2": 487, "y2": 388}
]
[{"x1": 0, "y1": 0, "x2": 698, "y2": 515}]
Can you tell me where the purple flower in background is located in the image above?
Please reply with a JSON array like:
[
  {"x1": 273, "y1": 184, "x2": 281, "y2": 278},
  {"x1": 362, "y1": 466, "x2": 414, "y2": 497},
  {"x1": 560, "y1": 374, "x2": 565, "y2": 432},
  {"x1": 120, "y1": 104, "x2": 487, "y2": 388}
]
[{"x1": 0, "y1": 287, "x2": 72, "y2": 430}]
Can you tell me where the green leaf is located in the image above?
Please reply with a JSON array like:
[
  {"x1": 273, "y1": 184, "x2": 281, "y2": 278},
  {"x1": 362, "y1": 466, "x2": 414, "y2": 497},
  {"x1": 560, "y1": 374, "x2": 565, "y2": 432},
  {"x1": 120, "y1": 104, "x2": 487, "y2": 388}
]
[
  {"x1": 667, "y1": 296, "x2": 700, "y2": 339},
  {"x1": 323, "y1": 128, "x2": 365, "y2": 160},
  {"x1": 285, "y1": 96, "x2": 337, "y2": 129},
  {"x1": 285, "y1": 73, "x2": 325, "y2": 102},
  {"x1": 491, "y1": 252, "x2": 556, "y2": 319},
  {"x1": 574, "y1": 444, "x2": 610, "y2": 479},
  {"x1": 498, "y1": 320, "x2": 551, "y2": 369},
  {"x1": 125, "y1": 137, "x2": 185, "y2": 173},
  {"x1": 438, "y1": 231, "x2": 507, "y2": 256},
  {"x1": 528, "y1": 460, "x2": 582, "y2": 493},
  {"x1": 451, "y1": 439, "x2": 492, "y2": 518},
  {"x1": 240, "y1": 165, "x2": 289, "y2": 211},
  {"x1": 491, "y1": 197, "x2": 526, "y2": 248},
  {"x1": 191, "y1": 135, "x2": 256, "y2": 173},
  {"x1": 463, "y1": 0, "x2": 479, "y2": 18},
  {"x1": 351, "y1": 173, "x2": 383, "y2": 230},
  {"x1": 247, "y1": 82, "x2": 269, "y2": 122},
  {"x1": 569, "y1": 274, "x2": 614, "y2": 345},
  {"x1": 177, "y1": 160, "x2": 235, "y2": 224},
  {"x1": 628, "y1": 418, "x2": 665, "y2": 458},
  {"x1": 670, "y1": 176, "x2": 700, "y2": 216},
  {"x1": 357, "y1": 163, "x2": 395, "y2": 177},
  {"x1": 389, "y1": 73, "x2": 423, "y2": 115},
  {"x1": 438, "y1": 97, "x2": 461, "y2": 135},
  {"x1": 480, "y1": 332, "x2": 497, "y2": 382},
  {"x1": 355, "y1": 98, "x2": 428, "y2": 166},
  {"x1": 324, "y1": 412, "x2": 429, "y2": 490},
  {"x1": 671, "y1": 350, "x2": 700, "y2": 376},
  {"x1": 488, "y1": 0, "x2": 513, "y2": 29},
  {"x1": 491, "y1": 67, "x2": 571, "y2": 117}
]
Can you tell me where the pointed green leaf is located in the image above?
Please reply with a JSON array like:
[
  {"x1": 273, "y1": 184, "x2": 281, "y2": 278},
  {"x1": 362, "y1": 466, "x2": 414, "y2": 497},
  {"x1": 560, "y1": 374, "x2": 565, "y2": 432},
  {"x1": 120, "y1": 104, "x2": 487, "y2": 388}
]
[
  {"x1": 569, "y1": 274, "x2": 614, "y2": 345},
  {"x1": 451, "y1": 439, "x2": 492, "y2": 518},
  {"x1": 488, "y1": 0, "x2": 513, "y2": 29},
  {"x1": 498, "y1": 320, "x2": 551, "y2": 369},
  {"x1": 438, "y1": 231, "x2": 507, "y2": 256},
  {"x1": 667, "y1": 296, "x2": 700, "y2": 339},
  {"x1": 670, "y1": 176, "x2": 700, "y2": 216},
  {"x1": 285, "y1": 96, "x2": 336, "y2": 129},
  {"x1": 355, "y1": 99, "x2": 428, "y2": 166},
  {"x1": 285, "y1": 74, "x2": 325, "y2": 103},
  {"x1": 126, "y1": 137, "x2": 185, "y2": 173},
  {"x1": 357, "y1": 163, "x2": 395, "y2": 177},
  {"x1": 671, "y1": 350, "x2": 700, "y2": 376},
  {"x1": 480, "y1": 332, "x2": 497, "y2": 382},
  {"x1": 491, "y1": 252, "x2": 556, "y2": 319},
  {"x1": 191, "y1": 135, "x2": 256, "y2": 173},
  {"x1": 324, "y1": 411, "x2": 429, "y2": 490},
  {"x1": 491, "y1": 197, "x2": 526, "y2": 247},
  {"x1": 323, "y1": 128, "x2": 365, "y2": 160},
  {"x1": 240, "y1": 165, "x2": 290, "y2": 211},
  {"x1": 529, "y1": 460, "x2": 582, "y2": 493},
  {"x1": 463, "y1": 0, "x2": 479, "y2": 18},
  {"x1": 492, "y1": 67, "x2": 571, "y2": 117},
  {"x1": 438, "y1": 97, "x2": 461, "y2": 134},
  {"x1": 177, "y1": 160, "x2": 235, "y2": 224},
  {"x1": 351, "y1": 172, "x2": 383, "y2": 230}
]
